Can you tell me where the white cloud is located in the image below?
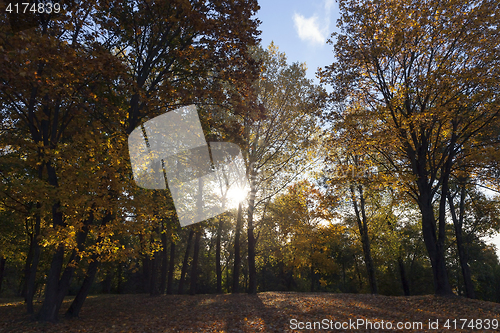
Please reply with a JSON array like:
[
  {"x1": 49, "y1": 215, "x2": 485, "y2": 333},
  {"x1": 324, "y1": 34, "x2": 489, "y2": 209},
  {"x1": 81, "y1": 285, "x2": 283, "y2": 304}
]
[
  {"x1": 324, "y1": 0, "x2": 335, "y2": 12},
  {"x1": 293, "y1": 0, "x2": 336, "y2": 46},
  {"x1": 293, "y1": 13, "x2": 327, "y2": 46}
]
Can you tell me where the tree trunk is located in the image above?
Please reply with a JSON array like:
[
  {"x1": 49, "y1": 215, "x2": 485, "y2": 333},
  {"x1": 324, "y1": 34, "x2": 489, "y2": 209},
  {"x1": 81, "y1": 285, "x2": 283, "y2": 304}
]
[
  {"x1": 117, "y1": 262, "x2": 123, "y2": 294},
  {"x1": 22, "y1": 230, "x2": 34, "y2": 300},
  {"x1": 178, "y1": 228, "x2": 194, "y2": 294},
  {"x1": 65, "y1": 258, "x2": 99, "y2": 318},
  {"x1": 189, "y1": 230, "x2": 202, "y2": 295},
  {"x1": 39, "y1": 206, "x2": 102, "y2": 321},
  {"x1": 419, "y1": 195, "x2": 452, "y2": 296},
  {"x1": 412, "y1": 140, "x2": 454, "y2": 296},
  {"x1": 342, "y1": 262, "x2": 346, "y2": 292},
  {"x1": 353, "y1": 255, "x2": 363, "y2": 290},
  {"x1": 37, "y1": 244, "x2": 65, "y2": 322},
  {"x1": 142, "y1": 256, "x2": 151, "y2": 293},
  {"x1": 65, "y1": 211, "x2": 112, "y2": 316},
  {"x1": 350, "y1": 185, "x2": 377, "y2": 294},
  {"x1": 37, "y1": 164, "x2": 69, "y2": 322},
  {"x1": 226, "y1": 253, "x2": 231, "y2": 292},
  {"x1": 159, "y1": 228, "x2": 169, "y2": 294},
  {"x1": 397, "y1": 256, "x2": 410, "y2": 296},
  {"x1": 149, "y1": 223, "x2": 160, "y2": 296},
  {"x1": 166, "y1": 241, "x2": 175, "y2": 294},
  {"x1": 0, "y1": 257, "x2": 6, "y2": 294},
  {"x1": 26, "y1": 168, "x2": 44, "y2": 312},
  {"x1": 49, "y1": 215, "x2": 94, "y2": 320},
  {"x1": 54, "y1": 250, "x2": 78, "y2": 311},
  {"x1": 26, "y1": 202, "x2": 41, "y2": 314},
  {"x1": 247, "y1": 214, "x2": 257, "y2": 294},
  {"x1": 247, "y1": 173, "x2": 257, "y2": 295},
  {"x1": 216, "y1": 216, "x2": 223, "y2": 293},
  {"x1": 232, "y1": 202, "x2": 243, "y2": 293},
  {"x1": 310, "y1": 263, "x2": 315, "y2": 292},
  {"x1": 149, "y1": 252, "x2": 159, "y2": 296},
  {"x1": 261, "y1": 258, "x2": 267, "y2": 292},
  {"x1": 447, "y1": 186, "x2": 475, "y2": 299}
]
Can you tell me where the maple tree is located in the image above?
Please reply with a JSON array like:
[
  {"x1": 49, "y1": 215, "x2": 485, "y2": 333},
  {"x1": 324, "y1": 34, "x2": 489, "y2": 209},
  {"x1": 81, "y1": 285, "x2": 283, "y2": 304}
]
[
  {"x1": 1, "y1": 0, "x2": 500, "y2": 329},
  {"x1": 260, "y1": 181, "x2": 336, "y2": 292},
  {"x1": 322, "y1": 138, "x2": 381, "y2": 294},
  {"x1": 231, "y1": 44, "x2": 325, "y2": 294},
  {"x1": 0, "y1": 0, "x2": 261, "y2": 322},
  {"x1": 320, "y1": 0, "x2": 500, "y2": 296},
  {"x1": 1, "y1": 0, "x2": 128, "y2": 321}
]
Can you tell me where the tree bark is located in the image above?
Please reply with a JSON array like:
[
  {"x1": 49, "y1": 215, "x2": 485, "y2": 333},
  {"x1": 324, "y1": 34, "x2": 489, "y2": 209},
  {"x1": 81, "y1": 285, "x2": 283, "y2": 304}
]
[
  {"x1": 37, "y1": 190, "x2": 66, "y2": 321},
  {"x1": 49, "y1": 214, "x2": 94, "y2": 318},
  {"x1": 178, "y1": 228, "x2": 194, "y2": 294},
  {"x1": 0, "y1": 257, "x2": 6, "y2": 294},
  {"x1": 247, "y1": 177, "x2": 257, "y2": 294},
  {"x1": 166, "y1": 241, "x2": 175, "y2": 295},
  {"x1": 247, "y1": 202, "x2": 257, "y2": 294},
  {"x1": 37, "y1": 244, "x2": 65, "y2": 322},
  {"x1": 412, "y1": 138, "x2": 454, "y2": 296},
  {"x1": 159, "y1": 227, "x2": 169, "y2": 294},
  {"x1": 65, "y1": 211, "x2": 112, "y2": 317},
  {"x1": 341, "y1": 262, "x2": 346, "y2": 292},
  {"x1": 350, "y1": 185, "x2": 377, "y2": 294},
  {"x1": 397, "y1": 256, "x2": 410, "y2": 296},
  {"x1": 149, "y1": 252, "x2": 159, "y2": 296},
  {"x1": 232, "y1": 202, "x2": 243, "y2": 293},
  {"x1": 310, "y1": 263, "x2": 315, "y2": 292},
  {"x1": 25, "y1": 167, "x2": 44, "y2": 312},
  {"x1": 37, "y1": 162, "x2": 67, "y2": 322},
  {"x1": 54, "y1": 250, "x2": 78, "y2": 312},
  {"x1": 419, "y1": 192, "x2": 452, "y2": 296},
  {"x1": 353, "y1": 254, "x2": 363, "y2": 290},
  {"x1": 447, "y1": 185, "x2": 475, "y2": 299},
  {"x1": 117, "y1": 262, "x2": 123, "y2": 294},
  {"x1": 142, "y1": 256, "x2": 151, "y2": 293},
  {"x1": 216, "y1": 216, "x2": 223, "y2": 293},
  {"x1": 65, "y1": 258, "x2": 99, "y2": 318},
  {"x1": 189, "y1": 230, "x2": 202, "y2": 295},
  {"x1": 149, "y1": 222, "x2": 160, "y2": 296},
  {"x1": 410, "y1": 133, "x2": 454, "y2": 296},
  {"x1": 22, "y1": 230, "x2": 34, "y2": 300},
  {"x1": 26, "y1": 202, "x2": 41, "y2": 314},
  {"x1": 46, "y1": 210, "x2": 108, "y2": 320}
]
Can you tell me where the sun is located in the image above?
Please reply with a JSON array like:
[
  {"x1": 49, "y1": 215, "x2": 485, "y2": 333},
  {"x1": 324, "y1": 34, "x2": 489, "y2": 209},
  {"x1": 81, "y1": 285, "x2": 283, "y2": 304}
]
[{"x1": 224, "y1": 184, "x2": 249, "y2": 209}]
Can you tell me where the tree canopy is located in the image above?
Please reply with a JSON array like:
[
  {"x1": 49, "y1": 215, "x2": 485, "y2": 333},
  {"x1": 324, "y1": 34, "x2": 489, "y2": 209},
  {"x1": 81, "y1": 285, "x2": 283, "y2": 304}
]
[{"x1": 0, "y1": 0, "x2": 500, "y2": 326}]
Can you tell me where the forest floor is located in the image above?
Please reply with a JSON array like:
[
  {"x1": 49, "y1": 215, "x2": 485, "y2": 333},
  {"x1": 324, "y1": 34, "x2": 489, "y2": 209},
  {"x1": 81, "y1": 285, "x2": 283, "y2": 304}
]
[{"x1": 0, "y1": 292, "x2": 499, "y2": 332}]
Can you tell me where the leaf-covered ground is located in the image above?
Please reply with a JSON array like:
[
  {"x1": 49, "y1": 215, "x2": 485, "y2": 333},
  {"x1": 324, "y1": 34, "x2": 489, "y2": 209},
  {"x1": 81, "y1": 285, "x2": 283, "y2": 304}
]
[{"x1": 1, "y1": 292, "x2": 499, "y2": 332}]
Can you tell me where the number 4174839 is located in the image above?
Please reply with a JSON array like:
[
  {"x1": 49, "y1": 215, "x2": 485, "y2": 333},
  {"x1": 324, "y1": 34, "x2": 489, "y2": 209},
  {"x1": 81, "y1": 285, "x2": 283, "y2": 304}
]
[
  {"x1": 5, "y1": 2, "x2": 61, "y2": 14},
  {"x1": 443, "y1": 319, "x2": 498, "y2": 330}
]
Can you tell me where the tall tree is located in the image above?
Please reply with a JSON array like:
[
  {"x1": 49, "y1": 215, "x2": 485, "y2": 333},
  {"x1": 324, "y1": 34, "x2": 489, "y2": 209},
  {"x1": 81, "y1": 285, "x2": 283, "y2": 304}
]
[
  {"x1": 323, "y1": 138, "x2": 381, "y2": 295},
  {"x1": 349, "y1": 183, "x2": 378, "y2": 294},
  {"x1": 1, "y1": 0, "x2": 261, "y2": 321},
  {"x1": 321, "y1": 0, "x2": 500, "y2": 295},
  {"x1": 237, "y1": 44, "x2": 325, "y2": 294},
  {"x1": 178, "y1": 228, "x2": 194, "y2": 294},
  {"x1": 232, "y1": 203, "x2": 243, "y2": 293}
]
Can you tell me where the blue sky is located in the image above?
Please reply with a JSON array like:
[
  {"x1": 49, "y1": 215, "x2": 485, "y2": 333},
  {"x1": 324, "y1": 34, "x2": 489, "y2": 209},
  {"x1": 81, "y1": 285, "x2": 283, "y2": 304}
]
[
  {"x1": 256, "y1": 0, "x2": 340, "y2": 85},
  {"x1": 255, "y1": 0, "x2": 500, "y2": 256}
]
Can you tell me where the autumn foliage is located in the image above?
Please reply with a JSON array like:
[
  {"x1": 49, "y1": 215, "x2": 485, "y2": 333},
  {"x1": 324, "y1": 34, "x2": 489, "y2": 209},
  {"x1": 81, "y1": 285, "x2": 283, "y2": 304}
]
[{"x1": 0, "y1": 0, "x2": 499, "y2": 330}]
